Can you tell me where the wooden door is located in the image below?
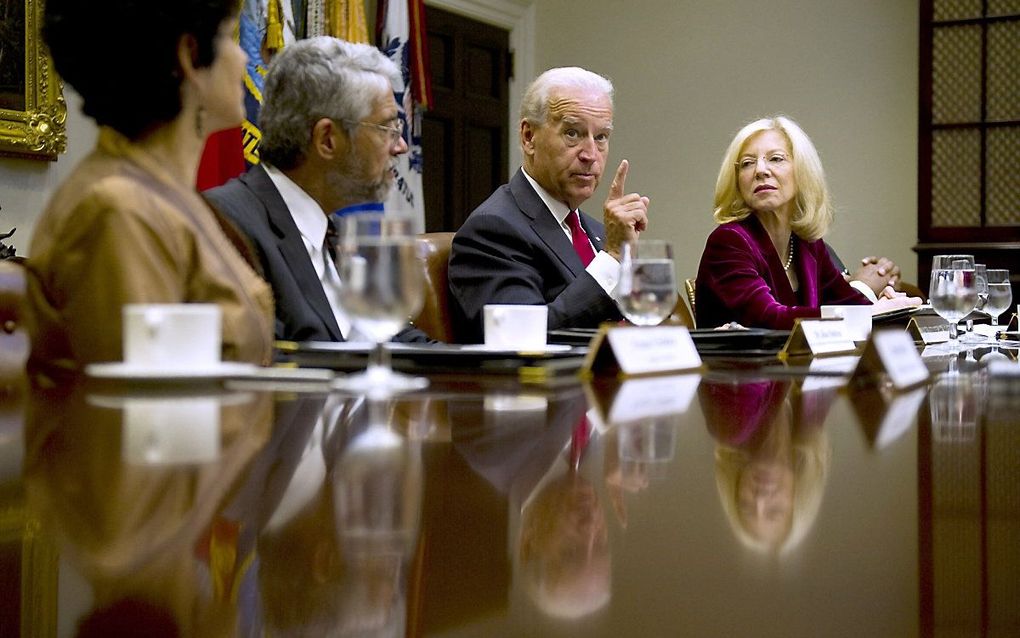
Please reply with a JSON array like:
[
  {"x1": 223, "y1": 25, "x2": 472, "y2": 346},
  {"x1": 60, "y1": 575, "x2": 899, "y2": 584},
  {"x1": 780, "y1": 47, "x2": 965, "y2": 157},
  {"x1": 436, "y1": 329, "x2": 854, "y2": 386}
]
[{"x1": 422, "y1": 6, "x2": 511, "y2": 232}]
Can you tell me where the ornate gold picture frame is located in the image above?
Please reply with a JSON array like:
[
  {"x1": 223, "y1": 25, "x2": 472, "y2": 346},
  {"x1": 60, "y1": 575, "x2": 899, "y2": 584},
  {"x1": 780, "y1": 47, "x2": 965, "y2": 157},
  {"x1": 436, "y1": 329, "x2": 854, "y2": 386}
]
[{"x1": 0, "y1": 0, "x2": 66, "y2": 160}]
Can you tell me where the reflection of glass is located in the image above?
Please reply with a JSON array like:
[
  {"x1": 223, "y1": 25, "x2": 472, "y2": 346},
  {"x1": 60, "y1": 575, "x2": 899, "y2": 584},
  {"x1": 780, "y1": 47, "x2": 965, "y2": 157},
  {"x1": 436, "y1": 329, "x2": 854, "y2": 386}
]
[
  {"x1": 929, "y1": 254, "x2": 977, "y2": 350},
  {"x1": 617, "y1": 239, "x2": 678, "y2": 326},
  {"x1": 333, "y1": 404, "x2": 423, "y2": 560},
  {"x1": 984, "y1": 269, "x2": 1012, "y2": 327},
  {"x1": 929, "y1": 374, "x2": 982, "y2": 443},
  {"x1": 617, "y1": 417, "x2": 677, "y2": 481},
  {"x1": 333, "y1": 214, "x2": 428, "y2": 396}
]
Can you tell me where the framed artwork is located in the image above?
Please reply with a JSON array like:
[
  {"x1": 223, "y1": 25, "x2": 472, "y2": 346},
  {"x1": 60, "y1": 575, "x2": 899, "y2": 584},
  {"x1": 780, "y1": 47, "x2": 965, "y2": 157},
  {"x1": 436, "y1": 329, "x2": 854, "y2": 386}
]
[{"x1": 0, "y1": 0, "x2": 65, "y2": 160}]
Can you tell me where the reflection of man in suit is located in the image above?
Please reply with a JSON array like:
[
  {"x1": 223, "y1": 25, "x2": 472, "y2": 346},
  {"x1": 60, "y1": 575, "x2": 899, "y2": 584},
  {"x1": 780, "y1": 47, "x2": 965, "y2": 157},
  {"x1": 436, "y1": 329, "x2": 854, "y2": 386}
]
[
  {"x1": 448, "y1": 66, "x2": 651, "y2": 343},
  {"x1": 204, "y1": 37, "x2": 427, "y2": 344}
]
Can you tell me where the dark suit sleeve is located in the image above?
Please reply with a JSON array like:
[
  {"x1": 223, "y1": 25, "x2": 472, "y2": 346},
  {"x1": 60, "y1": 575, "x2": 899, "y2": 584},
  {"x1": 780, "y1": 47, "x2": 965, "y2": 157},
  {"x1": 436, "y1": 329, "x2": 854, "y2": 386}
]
[{"x1": 449, "y1": 209, "x2": 620, "y2": 343}]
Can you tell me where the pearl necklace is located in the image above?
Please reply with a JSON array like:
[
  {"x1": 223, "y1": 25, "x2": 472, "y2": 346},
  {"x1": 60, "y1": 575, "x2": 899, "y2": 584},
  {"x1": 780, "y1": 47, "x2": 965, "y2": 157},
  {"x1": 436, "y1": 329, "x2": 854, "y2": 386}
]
[{"x1": 782, "y1": 235, "x2": 795, "y2": 271}]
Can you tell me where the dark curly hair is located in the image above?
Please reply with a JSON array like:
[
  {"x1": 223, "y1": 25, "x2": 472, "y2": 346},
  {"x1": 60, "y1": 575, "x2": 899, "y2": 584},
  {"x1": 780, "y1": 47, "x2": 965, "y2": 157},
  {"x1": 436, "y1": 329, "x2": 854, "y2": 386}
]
[{"x1": 43, "y1": 0, "x2": 240, "y2": 140}]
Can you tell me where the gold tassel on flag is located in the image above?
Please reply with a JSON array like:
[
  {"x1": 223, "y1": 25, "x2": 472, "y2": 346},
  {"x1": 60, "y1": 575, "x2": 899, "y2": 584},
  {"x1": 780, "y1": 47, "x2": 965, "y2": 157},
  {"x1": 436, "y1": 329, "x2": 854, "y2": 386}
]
[
  {"x1": 266, "y1": 0, "x2": 286, "y2": 52},
  {"x1": 328, "y1": 0, "x2": 370, "y2": 44}
]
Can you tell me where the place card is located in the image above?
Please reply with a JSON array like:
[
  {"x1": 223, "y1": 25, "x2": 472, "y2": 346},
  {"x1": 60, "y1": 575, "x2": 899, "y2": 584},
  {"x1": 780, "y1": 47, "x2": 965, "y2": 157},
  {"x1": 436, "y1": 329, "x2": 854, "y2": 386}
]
[
  {"x1": 607, "y1": 373, "x2": 700, "y2": 423},
  {"x1": 778, "y1": 317, "x2": 857, "y2": 359},
  {"x1": 582, "y1": 324, "x2": 702, "y2": 377},
  {"x1": 850, "y1": 385, "x2": 926, "y2": 450},
  {"x1": 850, "y1": 329, "x2": 929, "y2": 390},
  {"x1": 906, "y1": 315, "x2": 950, "y2": 344}
]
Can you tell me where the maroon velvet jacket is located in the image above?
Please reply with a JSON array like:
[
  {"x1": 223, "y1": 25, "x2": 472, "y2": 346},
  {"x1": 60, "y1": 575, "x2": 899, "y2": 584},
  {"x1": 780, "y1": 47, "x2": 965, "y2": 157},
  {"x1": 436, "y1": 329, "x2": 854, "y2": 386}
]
[{"x1": 695, "y1": 216, "x2": 869, "y2": 329}]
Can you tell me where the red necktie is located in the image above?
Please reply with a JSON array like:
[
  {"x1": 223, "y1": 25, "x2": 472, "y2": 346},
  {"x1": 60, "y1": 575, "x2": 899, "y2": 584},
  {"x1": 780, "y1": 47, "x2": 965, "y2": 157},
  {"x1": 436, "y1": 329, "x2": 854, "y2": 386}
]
[
  {"x1": 569, "y1": 414, "x2": 591, "y2": 469},
  {"x1": 566, "y1": 210, "x2": 596, "y2": 266}
]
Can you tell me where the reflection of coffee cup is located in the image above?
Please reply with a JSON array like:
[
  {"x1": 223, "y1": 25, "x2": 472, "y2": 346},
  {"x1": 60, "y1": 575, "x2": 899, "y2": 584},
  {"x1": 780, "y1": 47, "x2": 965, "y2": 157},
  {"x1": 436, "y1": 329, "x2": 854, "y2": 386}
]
[
  {"x1": 821, "y1": 305, "x2": 872, "y2": 341},
  {"x1": 123, "y1": 304, "x2": 221, "y2": 369},
  {"x1": 121, "y1": 397, "x2": 221, "y2": 465},
  {"x1": 483, "y1": 304, "x2": 547, "y2": 349}
]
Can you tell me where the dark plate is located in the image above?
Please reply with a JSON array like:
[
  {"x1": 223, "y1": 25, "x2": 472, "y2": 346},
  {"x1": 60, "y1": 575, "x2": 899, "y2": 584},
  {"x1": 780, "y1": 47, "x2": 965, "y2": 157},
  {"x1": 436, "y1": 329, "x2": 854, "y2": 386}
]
[{"x1": 276, "y1": 341, "x2": 588, "y2": 377}]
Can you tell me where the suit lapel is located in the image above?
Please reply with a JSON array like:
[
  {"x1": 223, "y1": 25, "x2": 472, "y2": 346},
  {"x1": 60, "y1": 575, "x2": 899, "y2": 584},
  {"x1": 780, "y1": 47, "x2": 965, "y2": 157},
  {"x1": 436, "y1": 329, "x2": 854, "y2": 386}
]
[
  {"x1": 243, "y1": 167, "x2": 343, "y2": 341},
  {"x1": 508, "y1": 170, "x2": 588, "y2": 277}
]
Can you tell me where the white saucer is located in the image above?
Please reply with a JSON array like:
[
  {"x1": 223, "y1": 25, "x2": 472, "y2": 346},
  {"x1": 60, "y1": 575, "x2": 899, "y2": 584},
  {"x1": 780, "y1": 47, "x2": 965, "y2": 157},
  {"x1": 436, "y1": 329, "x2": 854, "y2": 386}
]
[
  {"x1": 85, "y1": 361, "x2": 257, "y2": 381},
  {"x1": 460, "y1": 344, "x2": 574, "y2": 354}
]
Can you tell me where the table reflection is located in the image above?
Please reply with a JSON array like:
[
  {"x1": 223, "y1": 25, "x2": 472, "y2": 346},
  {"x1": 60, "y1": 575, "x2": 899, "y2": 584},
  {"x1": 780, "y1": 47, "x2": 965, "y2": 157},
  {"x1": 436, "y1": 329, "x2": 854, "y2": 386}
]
[{"x1": 8, "y1": 352, "x2": 1020, "y2": 636}]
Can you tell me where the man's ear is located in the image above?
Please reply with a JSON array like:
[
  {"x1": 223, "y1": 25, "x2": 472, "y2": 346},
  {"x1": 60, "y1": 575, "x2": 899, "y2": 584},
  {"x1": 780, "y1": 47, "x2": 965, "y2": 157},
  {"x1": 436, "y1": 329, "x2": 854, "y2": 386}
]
[
  {"x1": 311, "y1": 117, "x2": 347, "y2": 161},
  {"x1": 520, "y1": 119, "x2": 536, "y2": 157}
]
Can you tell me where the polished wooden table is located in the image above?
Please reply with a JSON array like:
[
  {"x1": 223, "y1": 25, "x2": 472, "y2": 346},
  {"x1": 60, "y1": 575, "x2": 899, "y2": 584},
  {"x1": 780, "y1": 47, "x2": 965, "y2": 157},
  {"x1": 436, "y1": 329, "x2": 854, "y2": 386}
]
[{"x1": 6, "y1": 348, "x2": 1020, "y2": 637}]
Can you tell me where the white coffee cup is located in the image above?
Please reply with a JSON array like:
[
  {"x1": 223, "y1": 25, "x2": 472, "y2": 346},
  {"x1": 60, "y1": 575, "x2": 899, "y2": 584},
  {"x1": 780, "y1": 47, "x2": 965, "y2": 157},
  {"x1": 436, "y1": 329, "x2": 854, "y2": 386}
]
[
  {"x1": 123, "y1": 304, "x2": 221, "y2": 369},
  {"x1": 821, "y1": 304, "x2": 873, "y2": 341},
  {"x1": 483, "y1": 304, "x2": 547, "y2": 350}
]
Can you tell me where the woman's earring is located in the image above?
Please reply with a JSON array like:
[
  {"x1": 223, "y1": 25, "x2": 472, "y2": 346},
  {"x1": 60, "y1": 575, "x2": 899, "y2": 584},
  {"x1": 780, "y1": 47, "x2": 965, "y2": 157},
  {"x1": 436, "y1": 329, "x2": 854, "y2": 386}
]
[{"x1": 195, "y1": 105, "x2": 206, "y2": 138}]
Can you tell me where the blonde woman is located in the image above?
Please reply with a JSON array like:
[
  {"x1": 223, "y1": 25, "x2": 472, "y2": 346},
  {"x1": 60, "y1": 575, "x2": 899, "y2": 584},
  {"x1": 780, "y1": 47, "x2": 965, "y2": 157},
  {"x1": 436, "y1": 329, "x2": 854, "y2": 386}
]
[{"x1": 695, "y1": 115, "x2": 917, "y2": 329}]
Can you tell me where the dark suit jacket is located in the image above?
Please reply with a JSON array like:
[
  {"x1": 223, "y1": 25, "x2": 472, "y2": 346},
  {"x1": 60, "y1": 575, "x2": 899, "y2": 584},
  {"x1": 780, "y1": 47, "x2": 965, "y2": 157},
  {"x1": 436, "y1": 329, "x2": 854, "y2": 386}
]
[
  {"x1": 448, "y1": 168, "x2": 623, "y2": 343},
  {"x1": 695, "y1": 215, "x2": 868, "y2": 329},
  {"x1": 204, "y1": 165, "x2": 429, "y2": 343}
]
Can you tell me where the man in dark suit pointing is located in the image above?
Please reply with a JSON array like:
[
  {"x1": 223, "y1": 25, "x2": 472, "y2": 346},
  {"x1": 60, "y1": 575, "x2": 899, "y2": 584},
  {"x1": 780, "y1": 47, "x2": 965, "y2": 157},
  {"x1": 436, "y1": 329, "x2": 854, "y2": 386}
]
[{"x1": 448, "y1": 66, "x2": 651, "y2": 343}]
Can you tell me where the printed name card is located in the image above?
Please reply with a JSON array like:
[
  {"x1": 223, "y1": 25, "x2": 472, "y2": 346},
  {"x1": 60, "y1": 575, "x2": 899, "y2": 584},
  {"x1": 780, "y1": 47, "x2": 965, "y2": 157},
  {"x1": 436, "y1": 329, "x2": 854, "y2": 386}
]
[
  {"x1": 906, "y1": 315, "x2": 950, "y2": 344},
  {"x1": 582, "y1": 325, "x2": 702, "y2": 377},
  {"x1": 849, "y1": 385, "x2": 926, "y2": 449},
  {"x1": 779, "y1": 318, "x2": 857, "y2": 359},
  {"x1": 850, "y1": 329, "x2": 929, "y2": 390}
]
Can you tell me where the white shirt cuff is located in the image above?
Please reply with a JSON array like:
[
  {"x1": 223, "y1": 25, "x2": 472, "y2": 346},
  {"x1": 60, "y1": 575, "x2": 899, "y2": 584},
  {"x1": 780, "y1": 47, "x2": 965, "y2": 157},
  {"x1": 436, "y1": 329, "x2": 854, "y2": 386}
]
[
  {"x1": 850, "y1": 279, "x2": 879, "y2": 303},
  {"x1": 587, "y1": 250, "x2": 620, "y2": 296}
]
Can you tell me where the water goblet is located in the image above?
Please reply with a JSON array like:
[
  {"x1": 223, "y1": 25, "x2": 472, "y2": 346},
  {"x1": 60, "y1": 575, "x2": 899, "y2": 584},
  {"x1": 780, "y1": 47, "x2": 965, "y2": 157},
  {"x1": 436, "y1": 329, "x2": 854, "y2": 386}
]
[
  {"x1": 983, "y1": 269, "x2": 1012, "y2": 328},
  {"x1": 617, "y1": 239, "x2": 679, "y2": 326},
  {"x1": 959, "y1": 264, "x2": 987, "y2": 344},
  {"x1": 928, "y1": 255, "x2": 977, "y2": 351},
  {"x1": 333, "y1": 214, "x2": 428, "y2": 397}
]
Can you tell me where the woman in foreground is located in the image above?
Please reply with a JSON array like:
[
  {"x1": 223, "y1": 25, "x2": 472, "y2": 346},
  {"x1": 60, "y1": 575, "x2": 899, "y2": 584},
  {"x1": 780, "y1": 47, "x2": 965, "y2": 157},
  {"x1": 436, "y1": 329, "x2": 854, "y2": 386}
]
[{"x1": 25, "y1": 0, "x2": 274, "y2": 379}]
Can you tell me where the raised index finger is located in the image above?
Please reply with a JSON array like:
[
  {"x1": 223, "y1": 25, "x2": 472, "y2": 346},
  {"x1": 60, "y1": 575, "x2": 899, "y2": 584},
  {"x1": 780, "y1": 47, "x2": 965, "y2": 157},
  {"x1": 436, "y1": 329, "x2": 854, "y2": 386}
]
[{"x1": 608, "y1": 159, "x2": 629, "y2": 199}]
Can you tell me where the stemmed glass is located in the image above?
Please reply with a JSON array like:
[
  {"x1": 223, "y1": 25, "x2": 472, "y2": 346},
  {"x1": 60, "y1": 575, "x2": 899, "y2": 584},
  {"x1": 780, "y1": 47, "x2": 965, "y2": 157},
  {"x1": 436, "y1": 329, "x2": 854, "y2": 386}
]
[
  {"x1": 983, "y1": 269, "x2": 1012, "y2": 328},
  {"x1": 960, "y1": 264, "x2": 988, "y2": 343},
  {"x1": 928, "y1": 255, "x2": 978, "y2": 352},
  {"x1": 333, "y1": 214, "x2": 428, "y2": 396},
  {"x1": 617, "y1": 239, "x2": 679, "y2": 326}
]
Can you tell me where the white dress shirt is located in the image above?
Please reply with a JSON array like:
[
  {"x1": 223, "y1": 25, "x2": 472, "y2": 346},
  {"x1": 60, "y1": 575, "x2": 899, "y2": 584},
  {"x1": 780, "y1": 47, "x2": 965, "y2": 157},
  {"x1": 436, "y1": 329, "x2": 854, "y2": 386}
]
[
  {"x1": 521, "y1": 167, "x2": 620, "y2": 296},
  {"x1": 263, "y1": 164, "x2": 352, "y2": 339}
]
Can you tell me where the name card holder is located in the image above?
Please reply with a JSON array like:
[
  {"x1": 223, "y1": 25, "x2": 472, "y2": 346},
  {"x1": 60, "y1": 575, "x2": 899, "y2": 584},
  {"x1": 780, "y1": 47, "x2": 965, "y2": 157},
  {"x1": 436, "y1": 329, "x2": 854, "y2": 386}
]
[
  {"x1": 1006, "y1": 312, "x2": 1018, "y2": 331},
  {"x1": 849, "y1": 329, "x2": 929, "y2": 391},
  {"x1": 581, "y1": 324, "x2": 702, "y2": 378},
  {"x1": 778, "y1": 317, "x2": 857, "y2": 360},
  {"x1": 849, "y1": 384, "x2": 927, "y2": 449},
  {"x1": 906, "y1": 315, "x2": 950, "y2": 344}
]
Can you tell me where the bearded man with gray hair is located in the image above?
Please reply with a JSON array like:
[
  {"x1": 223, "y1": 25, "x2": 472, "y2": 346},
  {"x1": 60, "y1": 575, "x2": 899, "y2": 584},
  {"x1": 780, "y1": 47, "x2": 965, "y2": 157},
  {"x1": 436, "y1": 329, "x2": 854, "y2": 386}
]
[{"x1": 205, "y1": 36, "x2": 429, "y2": 343}]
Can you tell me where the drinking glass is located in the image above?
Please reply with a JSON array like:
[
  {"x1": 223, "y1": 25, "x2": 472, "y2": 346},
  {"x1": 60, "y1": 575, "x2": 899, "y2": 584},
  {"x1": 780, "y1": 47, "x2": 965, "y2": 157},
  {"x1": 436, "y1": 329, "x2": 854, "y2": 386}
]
[
  {"x1": 983, "y1": 269, "x2": 1012, "y2": 327},
  {"x1": 333, "y1": 214, "x2": 428, "y2": 396},
  {"x1": 960, "y1": 264, "x2": 987, "y2": 343},
  {"x1": 928, "y1": 255, "x2": 977, "y2": 350},
  {"x1": 617, "y1": 239, "x2": 679, "y2": 326}
]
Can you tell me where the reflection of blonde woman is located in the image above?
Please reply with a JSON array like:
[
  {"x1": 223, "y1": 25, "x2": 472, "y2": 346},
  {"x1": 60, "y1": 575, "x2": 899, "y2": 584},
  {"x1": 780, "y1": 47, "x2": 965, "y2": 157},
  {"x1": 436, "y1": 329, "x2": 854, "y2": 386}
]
[{"x1": 699, "y1": 379, "x2": 832, "y2": 555}]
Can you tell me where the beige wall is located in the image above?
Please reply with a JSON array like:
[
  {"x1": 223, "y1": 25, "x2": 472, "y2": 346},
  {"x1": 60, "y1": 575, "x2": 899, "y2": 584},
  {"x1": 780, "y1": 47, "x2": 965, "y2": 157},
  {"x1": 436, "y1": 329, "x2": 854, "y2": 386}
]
[
  {"x1": 0, "y1": 0, "x2": 919, "y2": 284},
  {"x1": 532, "y1": 0, "x2": 919, "y2": 285},
  {"x1": 0, "y1": 89, "x2": 97, "y2": 256}
]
